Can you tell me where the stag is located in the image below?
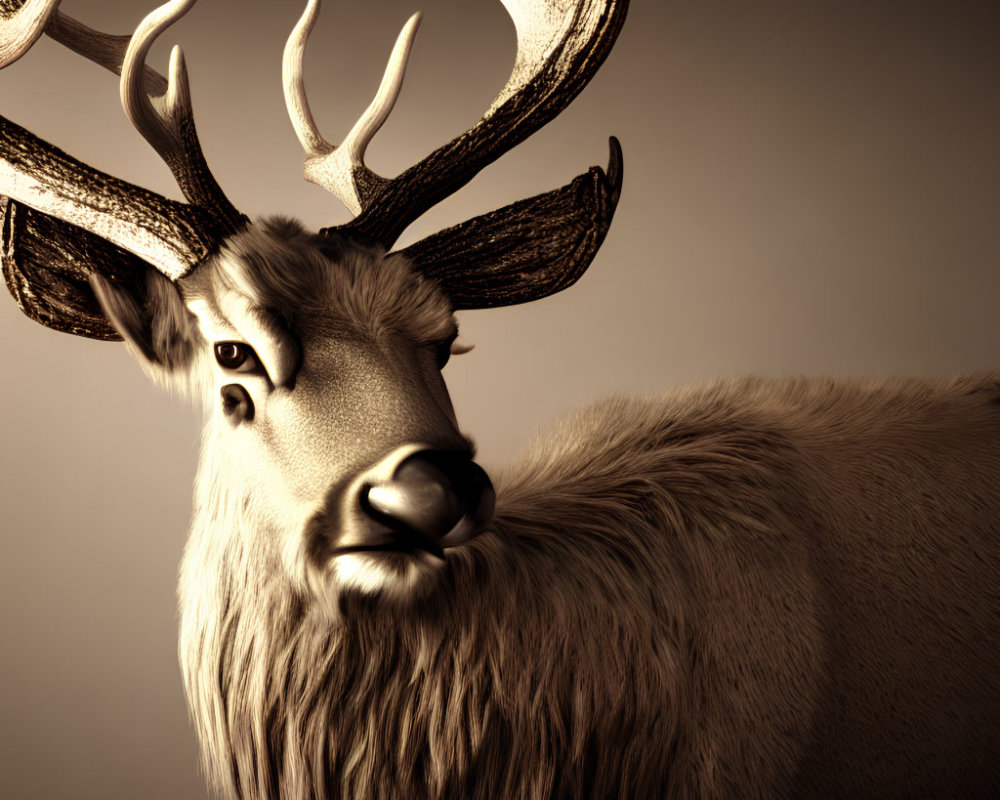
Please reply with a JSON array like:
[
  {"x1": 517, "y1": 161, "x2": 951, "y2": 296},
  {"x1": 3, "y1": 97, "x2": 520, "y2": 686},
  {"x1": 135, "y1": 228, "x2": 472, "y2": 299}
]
[{"x1": 2, "y1": 0, "x2": 998, "y2": 798}]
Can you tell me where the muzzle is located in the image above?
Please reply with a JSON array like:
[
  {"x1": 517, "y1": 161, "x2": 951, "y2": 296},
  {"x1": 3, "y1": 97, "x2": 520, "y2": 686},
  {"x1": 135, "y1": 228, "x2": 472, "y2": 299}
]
[{"x1": 335, "y1": 445, "x2": 495, "y2": 559}]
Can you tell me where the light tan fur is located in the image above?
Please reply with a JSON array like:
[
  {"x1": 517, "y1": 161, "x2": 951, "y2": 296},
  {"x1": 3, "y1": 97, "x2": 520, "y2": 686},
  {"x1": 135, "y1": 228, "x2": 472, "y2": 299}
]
[{"x1": 132, "y1": 222, "x2": 1000, "y2": 799}]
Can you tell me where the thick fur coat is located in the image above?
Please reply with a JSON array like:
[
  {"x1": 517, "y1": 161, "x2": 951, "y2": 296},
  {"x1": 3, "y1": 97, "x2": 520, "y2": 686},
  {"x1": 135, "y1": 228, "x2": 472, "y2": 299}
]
[
  {"x1": 177, "y1": 319, "x2": 1000, "y2": 799},
  {"x1": 92, "y1": 219, "x2": 998, "y2": 798}
]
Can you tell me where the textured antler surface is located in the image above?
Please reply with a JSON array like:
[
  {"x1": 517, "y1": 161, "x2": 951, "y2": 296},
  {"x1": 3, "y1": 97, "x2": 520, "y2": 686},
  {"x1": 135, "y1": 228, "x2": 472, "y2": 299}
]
[
  {"x1": 0, "y1": 0, "x2": 59, "y2": 68},
  {"x1": 0, "y1": 116, "x2": 228, "y2": 279},
  {"x1": 283, "y1": 0, "x2": 629, "y2": 309},
  {"x1": 338, "y1": 0, "x2": 629, "y2": 248},
  {"x1": 2, "y1": 0, "x2": 628, "y2": 336}
]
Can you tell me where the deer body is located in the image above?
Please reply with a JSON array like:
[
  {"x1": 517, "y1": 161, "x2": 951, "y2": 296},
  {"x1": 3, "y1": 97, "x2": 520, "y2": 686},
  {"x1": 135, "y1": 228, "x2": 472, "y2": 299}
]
[
  {"x1": 178, "y1": 323, "x2": 1000, "y2": 798},
  {"x1": 2, "y1": 0, "x2": 998, "y2": 798}
]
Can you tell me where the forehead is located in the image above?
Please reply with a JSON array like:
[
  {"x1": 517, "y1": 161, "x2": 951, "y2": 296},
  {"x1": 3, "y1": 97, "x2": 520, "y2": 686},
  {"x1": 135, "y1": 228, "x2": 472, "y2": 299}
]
[{"x1": 182, "y1": 217, "x2": 456, "y2": 346}]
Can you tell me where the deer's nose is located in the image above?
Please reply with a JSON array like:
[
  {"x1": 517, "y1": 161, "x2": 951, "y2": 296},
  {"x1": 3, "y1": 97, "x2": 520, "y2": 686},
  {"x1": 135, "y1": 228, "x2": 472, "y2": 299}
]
[{"x1": 359, "y1": 450, "x2": 494, "y2": 553}]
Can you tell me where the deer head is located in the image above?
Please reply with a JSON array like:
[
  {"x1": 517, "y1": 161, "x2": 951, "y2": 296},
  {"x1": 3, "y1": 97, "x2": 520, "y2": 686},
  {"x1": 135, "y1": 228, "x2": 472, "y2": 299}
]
[{"x1": 0, "y1": 0, "x2": 625, "y2": 602}]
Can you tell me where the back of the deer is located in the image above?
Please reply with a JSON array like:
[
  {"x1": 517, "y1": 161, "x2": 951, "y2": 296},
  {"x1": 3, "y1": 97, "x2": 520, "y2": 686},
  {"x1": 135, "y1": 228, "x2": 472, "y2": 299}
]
[
  {"x1": 778, "y1": 373, "x2": 1000, "y2": 797},
  {"x1": 501, "y1": 373, "x2": 998, "y2": 798}
]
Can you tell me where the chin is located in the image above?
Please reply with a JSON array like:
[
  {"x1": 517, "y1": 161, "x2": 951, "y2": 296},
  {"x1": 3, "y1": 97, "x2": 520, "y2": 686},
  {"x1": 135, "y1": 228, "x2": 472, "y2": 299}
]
[{"x1": 326, "y1": 548, "x2": 453, "y2": 606}]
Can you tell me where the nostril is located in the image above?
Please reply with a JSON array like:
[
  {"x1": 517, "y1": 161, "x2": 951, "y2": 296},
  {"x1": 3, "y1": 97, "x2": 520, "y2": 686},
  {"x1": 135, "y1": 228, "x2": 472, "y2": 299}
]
[{"x1": 359, "y1": 451, "x2": 494, "y2": 546}]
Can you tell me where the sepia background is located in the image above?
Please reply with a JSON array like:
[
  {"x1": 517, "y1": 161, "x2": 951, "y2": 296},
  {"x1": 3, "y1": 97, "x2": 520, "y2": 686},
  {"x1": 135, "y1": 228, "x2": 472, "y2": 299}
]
[{"x1": 2, "y1": 0, "x2": 998, "y2": 797}]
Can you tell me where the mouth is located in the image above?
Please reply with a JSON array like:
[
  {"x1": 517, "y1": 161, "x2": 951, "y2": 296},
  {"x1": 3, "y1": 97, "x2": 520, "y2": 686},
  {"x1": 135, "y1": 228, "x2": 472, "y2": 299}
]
[{"x1": 332, "y1": 536, "x2": 446, "y2": 561}]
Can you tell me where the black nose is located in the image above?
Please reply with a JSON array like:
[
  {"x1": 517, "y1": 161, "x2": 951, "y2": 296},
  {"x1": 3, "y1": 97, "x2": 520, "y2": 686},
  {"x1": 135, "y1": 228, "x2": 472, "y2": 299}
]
[{"x1": 360, "y1": 450, "x2": 494, "y2": 552}]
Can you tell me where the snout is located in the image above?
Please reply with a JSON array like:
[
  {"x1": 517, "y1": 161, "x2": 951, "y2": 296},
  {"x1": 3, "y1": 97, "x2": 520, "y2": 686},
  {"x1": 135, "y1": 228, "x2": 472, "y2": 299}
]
[{"x1": 335, "y1": 446, "x2": 494, "y2": 559}]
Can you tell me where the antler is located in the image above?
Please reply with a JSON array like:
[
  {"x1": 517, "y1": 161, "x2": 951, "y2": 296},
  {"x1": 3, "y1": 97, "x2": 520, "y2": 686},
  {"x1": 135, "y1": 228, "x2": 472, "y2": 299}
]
[
  {"x1": 283, "y1": 0, "x2": 421, "y2": 215},
  {"x1": 284, "y1": 0, "x2": 628, "y2": 249},
  {"x1": 118, "y1": 0, "x2": 242, "y2": 220},
  {"x1": 0, "y1": 0, "x2": 244, "y2": 281},
  {"x1": 1, "y1": 112, "x2": 232, "y2": 279},
  {"x1": 0, "y1": 0, "x2": 58, "y2": 68},
  {"x1": 1, "y1": 1, "x2": 167, "y2": 94},
  {"x1": 3, "y1": 0, "x2": 626, "y2": 334}
]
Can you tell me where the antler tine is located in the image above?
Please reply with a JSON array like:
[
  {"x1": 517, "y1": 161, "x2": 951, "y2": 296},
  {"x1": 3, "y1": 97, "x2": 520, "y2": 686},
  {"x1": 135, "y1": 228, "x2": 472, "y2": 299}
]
[
  {"x1": 282, "y1": 0, "x2": 328, "y2": 157},
  {"x1": 0, "y1": 0, "x2": 59, "y2": 68},
  {"x1": 0, "y1": 0, "x2": 214, "y2": 186},
  {"x1": 0, "y1": 115, "x2": 228, "y2": 280},
  {"x1": 283, "y1": 0, "x2": 421, "y2": 215},
  {"x1": 120, "y1": 0, "x2": 197, "y2": 179},
  {"x1": 2, "y1": 0, "x2": 179, "y2": 109},
  {"x1": 340, "y1": 14, "x2": 420, "y2": 174},
  {"x1": 120, "y1": 0, "x2": 242, "y2": 229}
]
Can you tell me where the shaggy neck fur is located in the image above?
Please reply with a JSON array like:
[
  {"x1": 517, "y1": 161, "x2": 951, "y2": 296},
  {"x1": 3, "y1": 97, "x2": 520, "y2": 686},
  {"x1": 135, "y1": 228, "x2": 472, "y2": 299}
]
[{"x1": 178, "y1": 375, "x2": 833, "y2": 800}]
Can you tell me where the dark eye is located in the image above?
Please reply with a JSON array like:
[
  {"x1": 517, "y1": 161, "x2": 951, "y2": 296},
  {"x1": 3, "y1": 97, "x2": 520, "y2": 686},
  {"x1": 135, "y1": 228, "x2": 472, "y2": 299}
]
[{"x1": 214, "y1": 341, "x2": 258, "y2": 371}]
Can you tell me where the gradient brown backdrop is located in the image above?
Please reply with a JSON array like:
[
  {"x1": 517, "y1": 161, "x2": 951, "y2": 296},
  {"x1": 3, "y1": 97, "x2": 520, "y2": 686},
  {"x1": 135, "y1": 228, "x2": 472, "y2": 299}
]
[{"x1": 2, "y1": 1, "x2": 998, "y2": 797}]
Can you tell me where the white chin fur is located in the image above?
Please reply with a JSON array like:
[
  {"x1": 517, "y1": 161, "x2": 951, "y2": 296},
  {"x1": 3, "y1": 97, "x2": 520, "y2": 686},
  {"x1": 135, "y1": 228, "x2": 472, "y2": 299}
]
[{"x1": 333, "y1": 550, "x2": 447, "y2": 598}]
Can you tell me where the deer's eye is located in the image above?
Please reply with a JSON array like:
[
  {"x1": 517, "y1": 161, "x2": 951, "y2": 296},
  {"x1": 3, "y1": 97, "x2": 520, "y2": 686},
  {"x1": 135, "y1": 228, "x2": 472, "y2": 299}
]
[{"x1": 215, "y1": 341, "x2": 258, "y2": 372}]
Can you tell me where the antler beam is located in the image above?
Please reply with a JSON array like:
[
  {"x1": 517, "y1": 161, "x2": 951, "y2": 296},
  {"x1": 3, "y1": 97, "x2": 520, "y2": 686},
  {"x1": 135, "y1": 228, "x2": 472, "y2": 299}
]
[
  {"x1": 3, "y1": 0, "x2": 627, "y2": 329},
  {"x1": 347, "y1": 0, "x2": 627, "y2": 248},
  {"x1": 0, "y1": 117, "x2": 228, "y2": 279}
]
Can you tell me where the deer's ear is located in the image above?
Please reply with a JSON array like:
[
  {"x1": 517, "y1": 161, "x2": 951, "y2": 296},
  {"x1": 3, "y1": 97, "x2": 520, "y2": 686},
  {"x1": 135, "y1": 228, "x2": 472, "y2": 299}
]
[
  {"x1": 397, "y1": 139, "x2": 622, "y2": 310},
  {"x1": 90, "y1": 267, "x2": 202, "y2": 373}
]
